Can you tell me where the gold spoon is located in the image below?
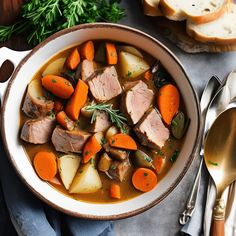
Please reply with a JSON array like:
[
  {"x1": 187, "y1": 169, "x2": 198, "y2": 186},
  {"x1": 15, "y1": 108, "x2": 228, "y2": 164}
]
[{"x1": 204, "y1": 107, "x2": 236, "y2": 236}]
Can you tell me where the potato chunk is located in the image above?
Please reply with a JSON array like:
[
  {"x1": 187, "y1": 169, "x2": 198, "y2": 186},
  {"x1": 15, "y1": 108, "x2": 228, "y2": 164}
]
[
  {"x1": 22, "y1": 79, "x2": 54, "y2": 118},
  {"x1": 58, "y1": 154, "x2": 81, "y2": 190},
  {"x1": 69, "y1": 163, "x2": 102, "y2": 194},
  {"x1": 118, "y1": 45, "x2": 143, "y2": 58},
  {"x1": 119, "y1": 51, "x2": 150, "y2": 79},
  {"x1": 42, "y1": 57, "x2": 66, "y2": 76}
]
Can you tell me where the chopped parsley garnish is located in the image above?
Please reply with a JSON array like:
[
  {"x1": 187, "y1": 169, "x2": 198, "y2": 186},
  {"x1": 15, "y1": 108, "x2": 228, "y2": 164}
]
[
  {"x1": 110, "y1": 165, "x2": 116, "y2": 170},
  {"x1": 101, "y1": 137, "x2": 107, "y2": 145},
  {"x1": 64, "y1": 81, "x2": 71, "y2": 86},
  {"x1": 208, "y1": 160, "x2": 219, "y2": 166},
  {"x1": 46, "y1": 111, "x2": 55, "y2": 119},
  {"x1": 144, "y1": 156, "x2": 152, "y2": 162},
  {"x1": 126, "y1": 71, "x2": 132, "y2": 77},
  {"x1": 144, "y1": 172, "x2": 148, "y2": 176},
  {"x1": 84, "y1": 150, "x2": 91, "y2": 156},
  {"x1": 52, "y1": 79, "x2": 57, "y2": 83},
  {"x1": 156, "y1": 149, "x2": 164, "y2": 157},
  {"x1": 89, "y1": 158, "x2": 95, "y2": 165}
]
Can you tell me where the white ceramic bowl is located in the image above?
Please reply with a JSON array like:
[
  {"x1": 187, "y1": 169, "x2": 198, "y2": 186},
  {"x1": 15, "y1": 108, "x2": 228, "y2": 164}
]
[{"x1": 0, "y1": 23, "x2": 200, "y2": 219}]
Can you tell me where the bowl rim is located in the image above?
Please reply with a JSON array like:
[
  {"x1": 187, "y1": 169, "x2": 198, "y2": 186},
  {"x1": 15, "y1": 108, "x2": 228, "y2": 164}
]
[{"x1": 1, "y1": 22, "x2": 201, "y2": 220}]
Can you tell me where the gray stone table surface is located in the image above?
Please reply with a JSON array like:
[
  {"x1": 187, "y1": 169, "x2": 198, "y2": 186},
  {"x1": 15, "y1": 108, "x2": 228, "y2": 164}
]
[{"x1": 114, "y1": 1, "x2": 236, "y2": 236}]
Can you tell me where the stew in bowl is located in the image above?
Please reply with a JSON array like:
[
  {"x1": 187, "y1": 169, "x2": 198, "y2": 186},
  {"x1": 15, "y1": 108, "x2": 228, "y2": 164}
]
[
  {"x1": 20, "y1": 40, "x2": 188, "y2": 203},
  {"x1": 1, "y1": 23, "x2": 200, "y2": 218}
]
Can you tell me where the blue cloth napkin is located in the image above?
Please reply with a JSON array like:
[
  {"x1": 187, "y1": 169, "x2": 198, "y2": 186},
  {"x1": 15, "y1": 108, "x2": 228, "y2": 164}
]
[{"x1": 0, "y1": 138, "x2": 113, "y2": 236}]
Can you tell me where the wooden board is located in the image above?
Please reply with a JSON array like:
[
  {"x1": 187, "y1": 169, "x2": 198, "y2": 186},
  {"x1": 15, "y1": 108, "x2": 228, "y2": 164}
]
[
  {"x1": 151, "y1": 17, "x2": 236, "y2": 53},
  {"x1": 142, "y1": 0, "x2": 236, "y2": 53}
]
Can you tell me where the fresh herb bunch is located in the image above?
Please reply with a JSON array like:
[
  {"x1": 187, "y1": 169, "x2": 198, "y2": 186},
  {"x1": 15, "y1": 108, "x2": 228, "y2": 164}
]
[
  {"x1": 84, "y1": 102, "x2": 127, "y2": 132},
  {"x1": 0, "y1": 0, "x2": 125, "y2": 46}
]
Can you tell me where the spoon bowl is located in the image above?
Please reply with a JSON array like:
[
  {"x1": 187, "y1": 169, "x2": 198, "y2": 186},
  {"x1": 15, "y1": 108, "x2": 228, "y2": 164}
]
[{"x1": 204, "y1": 107, "x2": 236, "y2": 236}]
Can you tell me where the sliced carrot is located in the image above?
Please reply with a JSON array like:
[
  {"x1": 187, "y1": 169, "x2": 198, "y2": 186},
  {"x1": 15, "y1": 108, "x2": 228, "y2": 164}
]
[
  {"x1": 144, "y1": 70, "x2": 152, "y2": 80},
  {"x1": 54, "y1": 100, "x2": 63, "y2": 113},
  {"x1": 157, "y1": 84, "x2": 180, "y2": 125},
  {"x1": 109, "y1": 133, "x2": 137, "y2": 150},
  {"x1": 65, "y1": 79, "x2": 88, "y2": 120},
  {"x1": 66, "y1": 48, "x2": 80, "y2": 70},
  {"x1": 110, "y1": 183, "x2": 121, "y2": 199},
  {"x1": 153, "y1": 155, "x2": 166, "y2": 174},
  {"x1": 41, "y1": 75, "x2": 74, "y2": 99},
  {"x1": 81, "y1": 40, "x2": 95, "y2": 61},
  {"x1": 33, "y1": 151, "x2": 57, "y2": 181},
  {"x1": 132, "y1": 168, "x2": 157, "y2": 192},
  {"x1": 48, "y1": 176, "x2": 62, "y2": 186},
  {"x1": 106, "y1": 43, "x2": 118, "y2": 65},
  {"x1": 83, "y1": 134, "x2": 102, "y2": 163},
  {"x1": 56, "y1": 111, "x2": 75, "y2": 131}
]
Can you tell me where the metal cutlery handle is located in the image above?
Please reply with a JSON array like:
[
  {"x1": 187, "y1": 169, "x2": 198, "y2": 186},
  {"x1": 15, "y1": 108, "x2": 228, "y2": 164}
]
[
  {"x1": 179, "y1": 157, "x2": 203, "y2": 225},
  {"x1": 179, "y1": 75, "x2": 221, "y2": 225}
]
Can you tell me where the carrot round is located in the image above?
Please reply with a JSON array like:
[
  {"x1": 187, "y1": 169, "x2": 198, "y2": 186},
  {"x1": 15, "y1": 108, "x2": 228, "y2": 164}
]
[
  {"x1": 81, "y1": 40, "x2": 94, "y2": 61},
  {"x1": 65, "y1": 79, "x2": 88, "y2": 120},
  {"x1": 110, "y1": 183, "x2": 121, "y2": 199},
  {"x1": 157, "y1": 84, "x2": 180, "y2": 125},
  {"x1": 66, "y1": 48, "x2": 80, "y2": 70},
  {"x1": 33, "y1": 151, "x2": 57, "y2": 181},
  {"x1": 106, "y1": 43, "x2": 118, "y2": 65},
  {"x1": 56, "y1": 111, "x2": 75, "y2": 131},
  {"x1": 109, "y1": 133, "x2": 137, "y2": 150},
  {"x1": 83, "y1": 134, "x2": 102, "y2": 163},
  {"x1": 41, "y1": 75, "x2": 74, "y2": 99},
  {"x1": 132, "y1": 168, "x2": 157, "y2": 192}
]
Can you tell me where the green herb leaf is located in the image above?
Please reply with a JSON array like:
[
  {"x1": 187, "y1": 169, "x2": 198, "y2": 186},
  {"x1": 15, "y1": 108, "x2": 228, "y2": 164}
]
[
  {"x1": 208, "y1": 160, "x2": 219, "y2": 166},
  {"x1": 84, "y1": 101, "x2": 127, "y2": 132},
  {"x1": 126, "y1": 71, "x2": 132, "y2": 77}
]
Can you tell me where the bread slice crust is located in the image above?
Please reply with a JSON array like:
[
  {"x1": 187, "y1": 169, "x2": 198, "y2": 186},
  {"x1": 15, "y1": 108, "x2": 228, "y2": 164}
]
[
  {"x1": 186, "y1": 3, "x2": 236, "y2": 45},
  {"x1": 160, "y1": 0, "x2": 230, "y2": 24}
]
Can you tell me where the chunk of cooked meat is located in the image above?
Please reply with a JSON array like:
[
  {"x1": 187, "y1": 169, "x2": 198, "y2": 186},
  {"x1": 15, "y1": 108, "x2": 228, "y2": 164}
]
[
  {"x1": 88, "y1": 66, "x2": 122, "y2": 102},
  {"x1": 102, "y1": 143, "x2": 127, "y2": 161},
  {"x1": 134, "y1": 108, "x2": 169, "y2": 149},
  {"x1": 21, "y1": 116, "x2": 56, "y2": 144},
  {"x1": 51, "y1": 126, "x2": 91, "y2": 153},
  {"x1": 108, "y1": 159, "x2": 131, "y2": 182},
  {"x1": 81, "y1": 59, "x2": 95, "y2": 81},
  {"x1": 22, "y1": 92, "x2": 54, "y2": 118},
  {"x1": 88, "y1": 111, "x2": 111, "y2": 133},
  {"x1": 121, "y1": 80, "x2": 154, "y2": 125},
  {"x1": 109, "y1": 148, "x2": 128, "y2": 161}
]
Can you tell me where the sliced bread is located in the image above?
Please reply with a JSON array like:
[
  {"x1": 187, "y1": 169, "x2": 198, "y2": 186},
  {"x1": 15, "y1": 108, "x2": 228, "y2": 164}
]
[
  {"x1": 187, "y1": 3, "x2": 236, "y2": 44},
  {"x1": 160, "y1": 0, "x2": 230, "y2": 24},
  {"x1": 143, "y1": 0, "x2": 163, "y2": 16}
]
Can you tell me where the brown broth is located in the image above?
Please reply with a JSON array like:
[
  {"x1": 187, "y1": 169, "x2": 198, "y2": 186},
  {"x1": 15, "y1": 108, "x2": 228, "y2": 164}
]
[{"x1": 20, "y1": 41, "x2": 185, "y2": 203}]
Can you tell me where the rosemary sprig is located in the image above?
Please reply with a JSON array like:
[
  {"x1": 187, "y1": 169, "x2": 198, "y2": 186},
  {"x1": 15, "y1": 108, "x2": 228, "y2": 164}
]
[
  {"x1": 84, "y1": 102, "x2": 127, "y2": 132},
  {"x1": 0, "y1": 0, "x2": 125, "y2": 46}
]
